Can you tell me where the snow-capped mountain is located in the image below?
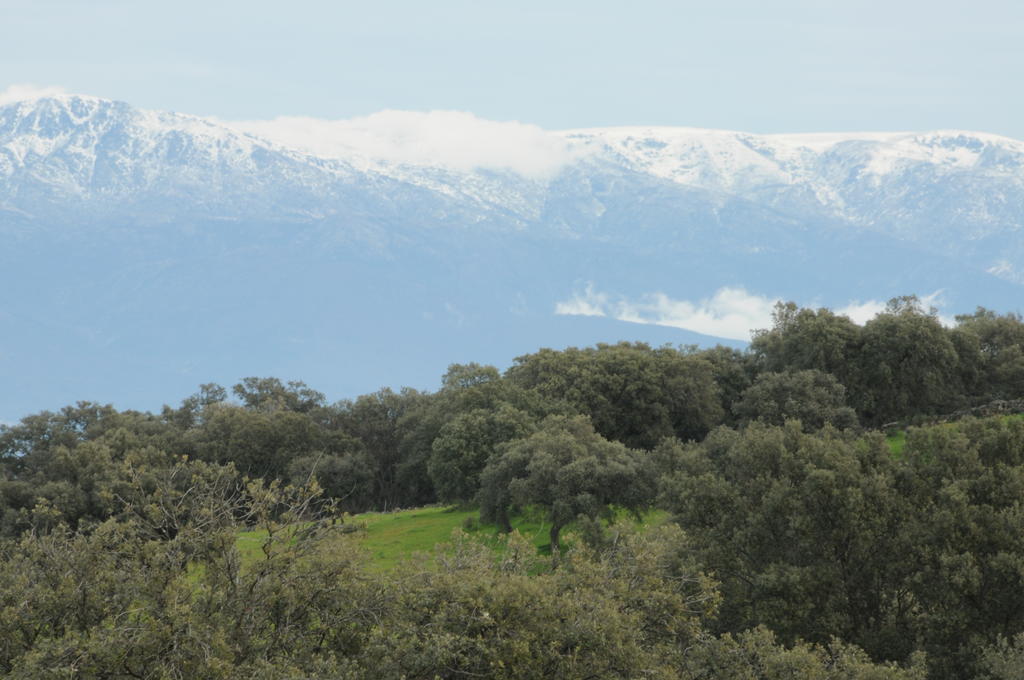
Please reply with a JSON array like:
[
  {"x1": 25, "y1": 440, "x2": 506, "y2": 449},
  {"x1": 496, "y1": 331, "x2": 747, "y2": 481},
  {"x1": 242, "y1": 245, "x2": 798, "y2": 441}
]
[
  {"x1": 558, "y1": 126, "x2": 1024, "y2": 277},
  {"x1": 5, "y1": 95, "x2": 1023, "y2": 277},
  {"x1": 0, "y1": 95, "x2": 482, "y2": 240},
  {"x1": 577, "y1": 126, "x2": 1024, "y2": 259},
  {"x1": 1, "y1": 93, "x2": 1023, "y2": 420}
]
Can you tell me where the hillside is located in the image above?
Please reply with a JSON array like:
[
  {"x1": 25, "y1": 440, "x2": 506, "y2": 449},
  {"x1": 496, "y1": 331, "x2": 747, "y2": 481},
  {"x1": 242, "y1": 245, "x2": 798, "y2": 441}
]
[{"x1": 2, "y1": 93, "x2": 1023, "y2": 420}]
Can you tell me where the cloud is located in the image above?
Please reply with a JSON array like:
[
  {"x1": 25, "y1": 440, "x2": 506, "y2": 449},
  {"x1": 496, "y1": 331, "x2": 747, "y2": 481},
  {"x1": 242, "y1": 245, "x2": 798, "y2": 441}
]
[
  {"x1": 0, "y1": 83, "x2": 67, "y2": 106},
  {"x1": 556, "y1": 286, "x2": 779, "y2": 340},
  {"x1": 553, "y1": 283, "x2": 608, "y2": 317},
  {"x1": 987, "y1": 260, "x2": 1016, "y2": 281},
  {"x1": 920, "y1": 290, "x2": 945, "y2": 308},
  {"x1": 555, "y1": 285, "x2": 955, "y2": 340},
  {"x1": 919, "y1": 290, "x2": 957, "y2": 327},
  {"x1": 834, "y1": 299, "x2": 887, "y2": 325},
  {"x1": 616, "y1": 288, "x2": 779, "y2": 340},
  {"x1": 836, "y1": 291, "x2": 954, "y2": 326},
  {"x1": 227, "y1": 110, "x2": 577, "y2": 179}
]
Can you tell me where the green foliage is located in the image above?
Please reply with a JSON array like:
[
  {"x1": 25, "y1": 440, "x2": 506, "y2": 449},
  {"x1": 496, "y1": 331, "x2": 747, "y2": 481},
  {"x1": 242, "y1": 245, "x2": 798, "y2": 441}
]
[
  {"x1": 190, "y1": 405, "x2": 344, "y2": 480},
  {"x1": 3, "y1": 292, "x2": 1024, "y2": 677},
  {"x1": 428, "y1": 404, "x2": 536, "y2": 503},
  {"x1": 660, "y1": 423, "x2": 916, "y2": 660},
  {"x1": 981, "y1": 634, "x2": 1024, "y2": 680},
  {"x1": 354, "y1": 523, "x2": 719, "y2": 680},
  {"x1": 478, "y1": 415, "x2": 656, "y2": 550},
  {"x1": 0, "y1": 487, "x2": 918, "y2": 680},
  {"x1": 733, "y1": 369, "x2": 858, "y2": 431},
  {"x1": 507, "y1": 342, "x2": 724, "y2": 449},
  {"x1": 0, "y1": 407, "x2": 190, "y2": 534},
  {"x1": 692, "y1": 344, "x2": 758, "y2": 424},
  {"x1": 0, "y1": 473, "x2": 358, "y2": 679},
  {"x1": 749, "y1": 296, "x2": 1024, "y2": 426},
  {"x1": 661, "y1": 417, "x2": 1024, "y2": 679},
  {"x1": 231, "y1": 377, "x2": 326, "y2": 413},
  {"x1": 286, "y1": 450, "x2": 375, "y2": 512},
  {"x1": 331, "y1": 387, "x2": 434, "y2": 511},
  {"x1": 954, "y1": 308, "x2": 1024, "y2": 400},
  {"x1": 852, "y1": 297, "x2": 962, "y2": 423},
  {"x1": 0, "y1": 408, "x2": 970, "y2": 679},
  {"x1": 750, "y1": 301, "x2": 861, "y2": 381},
  {"x1": 681, "y1": 627, "x2": 927, "y2": 680},
  {"x1": 894, "y1": 417, "x2": 1024, "y2": 676}
]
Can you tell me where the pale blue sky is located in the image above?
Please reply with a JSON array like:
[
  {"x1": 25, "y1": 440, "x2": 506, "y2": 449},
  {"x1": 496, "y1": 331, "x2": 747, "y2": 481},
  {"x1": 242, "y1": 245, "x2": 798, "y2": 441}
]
[{"x1": 2, "y1": 0, "x2": 1023, "y2": 137}]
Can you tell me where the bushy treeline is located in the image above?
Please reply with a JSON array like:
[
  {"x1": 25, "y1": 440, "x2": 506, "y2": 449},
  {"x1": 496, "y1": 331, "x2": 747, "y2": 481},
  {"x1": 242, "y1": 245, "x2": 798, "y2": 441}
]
[
  {"x1": 2, "y1": 295, "x2": 1024, "y2": 677},
  {"x1": 4, "y1": 296, "x2": 1022, "y2": 532},
  {"x1": 5, "y1": 420, "x2": 1024, "y2": 678},
  {"x1": 0, "y1": 474, "x2": 926, "y2": 679},
  {"x1": 660, "y1": 417, "x2": 1024, "y2": 678},
  {"x1": 751, "y1": 297, "x2": 1024, "y2": 425}
]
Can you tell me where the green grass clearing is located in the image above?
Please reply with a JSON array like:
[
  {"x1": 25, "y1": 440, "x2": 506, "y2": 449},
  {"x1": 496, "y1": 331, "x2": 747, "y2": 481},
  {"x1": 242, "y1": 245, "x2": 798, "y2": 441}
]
[
  {"x1": 884, "y1": 412, "x2": 1024, "y2": 458},
  {"x1": 886, "y1": 430, "x2": 906, "y2": 457},
  {"x1": 236, "y1": 505, "x2": 668, "y2": 572}
]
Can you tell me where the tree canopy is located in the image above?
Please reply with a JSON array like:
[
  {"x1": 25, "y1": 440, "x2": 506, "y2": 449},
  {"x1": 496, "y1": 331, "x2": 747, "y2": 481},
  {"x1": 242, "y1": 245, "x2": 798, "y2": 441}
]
[
  {"x1": 2, "y1": 295, "x2": 1024, "y2": 678},
  {"x1": 479, "y1": 415, "x2": 655, "y2": 550}
]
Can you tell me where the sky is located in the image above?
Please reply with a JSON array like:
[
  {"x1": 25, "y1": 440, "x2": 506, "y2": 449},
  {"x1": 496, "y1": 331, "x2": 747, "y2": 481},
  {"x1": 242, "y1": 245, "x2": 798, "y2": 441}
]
[{"x1": 2, "y1": 0, "x2": 1023, "y2": 138}]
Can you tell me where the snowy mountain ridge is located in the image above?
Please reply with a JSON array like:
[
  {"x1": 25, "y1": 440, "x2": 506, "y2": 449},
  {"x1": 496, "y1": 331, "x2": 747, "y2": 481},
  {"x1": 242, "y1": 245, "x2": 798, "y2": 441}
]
[
  {"x1": 3, "y1": 94, "x2": 1023, "y2": 234},
  {"x1": 571, "y1": 126, "x2": 1024, "y2": 188},
  {"x1": 2, "y1": 93, "x2": 1024, "y2": 421},
  {"x1": 4, "y1": 96, "x2": 1019, "y2": 248}
]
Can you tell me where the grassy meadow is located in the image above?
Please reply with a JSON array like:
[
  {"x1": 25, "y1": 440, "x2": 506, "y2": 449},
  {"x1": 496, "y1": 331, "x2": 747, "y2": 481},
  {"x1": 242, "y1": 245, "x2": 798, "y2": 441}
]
[{"x1": 236, "y1": 505, "x2": 670, "y2": 571}]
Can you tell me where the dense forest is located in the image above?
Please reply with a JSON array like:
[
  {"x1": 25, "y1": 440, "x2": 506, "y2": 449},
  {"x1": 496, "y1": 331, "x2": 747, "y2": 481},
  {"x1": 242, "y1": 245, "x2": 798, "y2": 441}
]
[{"x1": 4, "y1": 296, "x2": 1024, "y2": 678}]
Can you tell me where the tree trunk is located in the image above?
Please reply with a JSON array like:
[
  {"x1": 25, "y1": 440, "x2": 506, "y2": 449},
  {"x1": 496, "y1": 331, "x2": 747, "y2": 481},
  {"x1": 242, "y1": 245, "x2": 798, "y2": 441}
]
[
  {"x1": 549, "y1": 523, "x2": 562, "y2": 553},
  {"x1": 497, "y1": 506, "x2": 512, "y2": 534}
]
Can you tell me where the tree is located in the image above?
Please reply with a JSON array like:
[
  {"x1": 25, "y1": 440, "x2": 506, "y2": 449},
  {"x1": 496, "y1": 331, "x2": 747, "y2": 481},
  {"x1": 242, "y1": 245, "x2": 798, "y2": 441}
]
[
  {"x1": 286, "y1": 450, "x2": 376, "y2": 512},
  {"x1": 852, "y1": 296, "x2": 960, "y2": 422},
  {"x1": 0, "y1": 405, "x2": 187, "y2": 537},
  {"x1": 231, "y1": 377, "x2": 326, "y2": 414},
  {"x1": 659, "y1": 422, "x2": 918, "y2": 663},
  {"x1": 428, "y1": 404, "x2": 536, "y2": 504},
  {"x1": 388, "y1": 363, "x2": 567, "y2": 512},
  {"x1": 478, "y1": 415, "x2": 655, "y2": 551},
  {"x1": 333, "y1": 387, "x2": 430, "y2": 511},
  {"x1": 681, "y1": 627, "x2": 926, "y2": 680},
  {"x1": 894, "y1": 417, "x2": 1024, "y2": 678},
  {"x1": 750, "y1": 302, "x2": 862, "y2": 382},
  {"x1": 189, "y1": 405, "x2": 337, "y2": 481},
  {"x1": 506, "y1": 343, "x2": 723, "y2": 449},
  {"x1": 954, "y1": 308, "x2": 1024, "y2": 401},
  {"x1": 440, "y1": 362, "x2": 502, "y2": 390},
  {"x1": 732, "y1": 369, "x2": 858, "y2": 431},
  {"x1": 0, "y1": 472, "x2": 371, "y2": 679},
  {"x1": 692, "y1": 345, "x2": 757, "y2": 424},
  {"x1": 0, "y1": 459, "x2": 919, "y2": 680},
  {"x1": 163, "y1": 382, "x2": 227, "y2": 429},
  {"x1": 982, "y1": 634, "x2": 1024, "y2": 680},
  {"x1": 660, "y1": 416, "x2": 1024, "y2": 679},
  {"x1": 355, "y1": 523, "x2": 720, "y2": 680}
]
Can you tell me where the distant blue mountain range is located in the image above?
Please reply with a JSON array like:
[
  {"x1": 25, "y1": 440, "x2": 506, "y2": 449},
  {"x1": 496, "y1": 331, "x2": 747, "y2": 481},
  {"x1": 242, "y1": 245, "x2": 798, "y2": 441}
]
[{"x1": 2, "y1": 94, "x2": 1022, "y2": 421}]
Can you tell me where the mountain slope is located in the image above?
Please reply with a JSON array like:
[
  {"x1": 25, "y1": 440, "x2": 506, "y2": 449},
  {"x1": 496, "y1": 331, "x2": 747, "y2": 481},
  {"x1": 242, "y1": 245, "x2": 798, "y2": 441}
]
[
  {"x1": 564, "y1": 126, "x2": 1024, "y2": 277},
  {"x1": 1, "y1": 94, "x2": 1022, "y2": 420}
]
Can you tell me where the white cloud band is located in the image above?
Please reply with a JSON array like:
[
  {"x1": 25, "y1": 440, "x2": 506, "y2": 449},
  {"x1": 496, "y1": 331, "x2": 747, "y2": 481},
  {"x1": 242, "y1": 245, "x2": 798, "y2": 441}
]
[
  {"x1": 555, "y1": 285, "x2": 950, "y2": 340},
  {"x1": 555, "y1": 285, "x2": 777, "y2": 340},
  {"x1": 228, "y1": 109, "x2": 577, "y2": 179},
  {"x1": 0, "y1": 83, "x2": 68, "y2": 106}
]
